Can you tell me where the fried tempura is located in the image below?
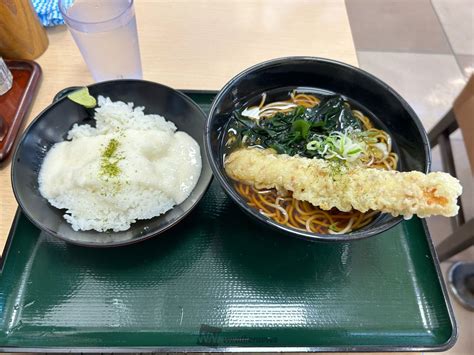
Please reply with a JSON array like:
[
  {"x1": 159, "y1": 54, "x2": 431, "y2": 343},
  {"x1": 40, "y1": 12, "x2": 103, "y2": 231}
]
[{"x1": 225, "y1": 148, "x2": 462, "y2": 218}]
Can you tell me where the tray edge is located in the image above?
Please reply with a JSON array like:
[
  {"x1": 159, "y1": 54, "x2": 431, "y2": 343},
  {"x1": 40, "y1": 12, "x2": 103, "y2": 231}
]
[
  {"x1": 0, "y1": 60, "x2": 42, "y2": 162},
  {"x1": 0, "y1": 88, "x2": 458, "y2": 352}
]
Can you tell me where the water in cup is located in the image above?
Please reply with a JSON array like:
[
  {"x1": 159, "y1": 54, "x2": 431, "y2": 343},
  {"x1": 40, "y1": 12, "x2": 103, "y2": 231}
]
[{"x1": 60, "y1": 0, "x2": 142, "y2": 82}]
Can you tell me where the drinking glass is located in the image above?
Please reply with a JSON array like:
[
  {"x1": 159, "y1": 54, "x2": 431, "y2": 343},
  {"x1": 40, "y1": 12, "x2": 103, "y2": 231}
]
[{"x1": 59, "y1": 0, "x2": 142, "y2": 82}]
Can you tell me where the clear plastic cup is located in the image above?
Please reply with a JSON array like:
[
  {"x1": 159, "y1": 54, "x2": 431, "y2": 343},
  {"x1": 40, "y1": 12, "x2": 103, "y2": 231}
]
[{"x1": 59, "y1": 0, "x2": 143, "y2": 82}]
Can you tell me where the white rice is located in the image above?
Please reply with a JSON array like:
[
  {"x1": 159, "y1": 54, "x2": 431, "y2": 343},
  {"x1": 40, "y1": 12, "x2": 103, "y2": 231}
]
[
  {"x1": 67, "y1": 96, "x2": 177, "y2": 139},
  {"x1": 38, "y1": 96, "x2": 202, "y2": 232}
]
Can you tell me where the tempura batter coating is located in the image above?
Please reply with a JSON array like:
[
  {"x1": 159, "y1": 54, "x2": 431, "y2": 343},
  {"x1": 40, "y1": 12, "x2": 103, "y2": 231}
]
[{"x1": 225, "y1": 148, "x2": 462, "y2": 218}]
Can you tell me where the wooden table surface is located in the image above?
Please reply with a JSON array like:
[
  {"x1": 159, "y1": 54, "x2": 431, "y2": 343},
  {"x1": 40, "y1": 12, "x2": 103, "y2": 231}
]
[{"x1": 0, "y1": 0, "x2": 357, "y2": 252}]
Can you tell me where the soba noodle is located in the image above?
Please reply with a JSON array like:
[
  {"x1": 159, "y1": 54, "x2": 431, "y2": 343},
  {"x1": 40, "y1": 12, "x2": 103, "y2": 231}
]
[{"x1": 230, "y1": 92, "x2": 398, "y2": 234}]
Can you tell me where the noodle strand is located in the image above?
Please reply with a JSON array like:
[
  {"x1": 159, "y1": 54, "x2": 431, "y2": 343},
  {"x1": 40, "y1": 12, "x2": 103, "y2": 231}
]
[{"x1": 232, "y1": 92, "x2": 398, "y2": 234}]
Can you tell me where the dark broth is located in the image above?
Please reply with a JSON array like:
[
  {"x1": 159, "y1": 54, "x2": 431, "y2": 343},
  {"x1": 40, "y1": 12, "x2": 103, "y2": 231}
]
[{"x1": 223, "y1": 87, "x2": 400, "y2": 166}]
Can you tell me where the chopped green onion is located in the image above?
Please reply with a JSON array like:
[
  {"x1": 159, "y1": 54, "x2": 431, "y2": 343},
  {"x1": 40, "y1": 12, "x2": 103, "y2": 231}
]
[{"x1": 305, "y1": 129, "x2": 367, "y2": 163}]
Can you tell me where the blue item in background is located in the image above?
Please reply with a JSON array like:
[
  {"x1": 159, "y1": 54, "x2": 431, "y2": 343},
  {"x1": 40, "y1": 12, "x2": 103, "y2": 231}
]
[{"x1": 33, "y1": 0, "x2": 72, "y2": 27}]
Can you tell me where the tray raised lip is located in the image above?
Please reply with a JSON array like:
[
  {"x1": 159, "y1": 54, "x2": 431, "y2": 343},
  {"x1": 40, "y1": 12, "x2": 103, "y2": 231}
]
[
  {"x1": 0, "y1": 204, "x2": 458, "y2": 353},
  {"x1": 0, "y1": 60, "x2": 42, "y2": 162},
  {"x1": 0, "y1": 89, "x2": 457, "y2": 352}
]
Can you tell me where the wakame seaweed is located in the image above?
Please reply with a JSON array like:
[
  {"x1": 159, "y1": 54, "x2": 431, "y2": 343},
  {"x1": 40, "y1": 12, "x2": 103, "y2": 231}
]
[
  {"x1": 229, "y1": 95, "x2": 362, "y2": 158},
  {"x1": 310, "y1": 96, "x2": 361, "y2": 132}
]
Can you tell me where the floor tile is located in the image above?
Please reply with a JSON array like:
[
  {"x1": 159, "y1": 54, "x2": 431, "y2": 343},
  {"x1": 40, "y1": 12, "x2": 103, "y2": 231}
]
[
  {"x1": 432, "y1": 0, "x2": 474, "y2": 55},
  {"x1": 452, "y1": 140, "x2": 474, "y2": 223},
  {"x1": 345, "y1": 0, "x2": 451, "y2": 53},
  {"x1": 428, "y1": 142, "x2": 474, "y2": 262},
  {"x1": 432, "y1": 138, "x2": 474, "y2": 222},
  {"x1": 357, "y1": 51, "x2": 466, "y2": 131},
  {"x1": 456, "y1": 54, "x2": 474, "y2": 77},
  {"x1": 440, "y1": 262, "x2": 474, "y2": 355},
  {"x1": 427, "y1": 214, "x2": 454, "y2": 249}
]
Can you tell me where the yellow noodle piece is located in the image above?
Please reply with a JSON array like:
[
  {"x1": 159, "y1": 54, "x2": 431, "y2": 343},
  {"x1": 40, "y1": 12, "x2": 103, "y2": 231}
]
[{"x1": 225, "y1": 148, "x2": 462, "y2": 218}]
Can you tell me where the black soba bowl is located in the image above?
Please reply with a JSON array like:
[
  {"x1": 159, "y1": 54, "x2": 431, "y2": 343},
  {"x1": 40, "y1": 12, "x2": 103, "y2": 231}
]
[
  {"x1": 205, "y1": 57, "x2": 430, "y2": 242},
  {"x1": 11, "y1": 80, "x2": 212, "y2": 247}
]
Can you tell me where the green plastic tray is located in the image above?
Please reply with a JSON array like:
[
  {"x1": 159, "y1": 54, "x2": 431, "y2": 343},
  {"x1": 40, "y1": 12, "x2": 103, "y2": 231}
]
[{"x1": 0, "y1": 91, "x2": 456, "y2": 352}]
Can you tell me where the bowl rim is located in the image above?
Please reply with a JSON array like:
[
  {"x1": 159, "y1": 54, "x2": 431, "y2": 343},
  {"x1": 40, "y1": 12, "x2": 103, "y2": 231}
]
[
  {"x1": 205, "y1": 56, "x2": 431, "y2": 242},
  {"x1": 11, "y1": 79, "x2": 213, "y2": 247}
]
